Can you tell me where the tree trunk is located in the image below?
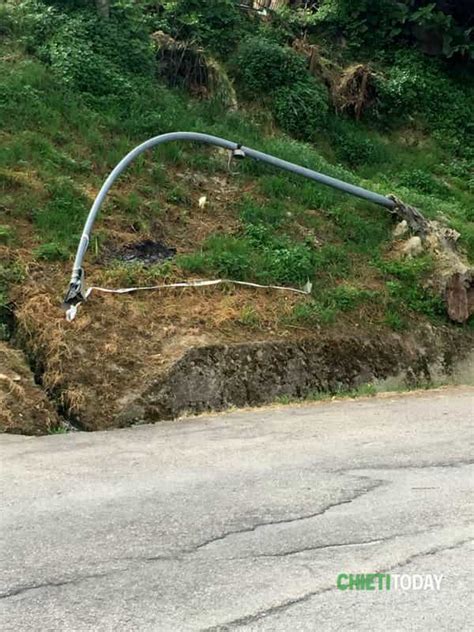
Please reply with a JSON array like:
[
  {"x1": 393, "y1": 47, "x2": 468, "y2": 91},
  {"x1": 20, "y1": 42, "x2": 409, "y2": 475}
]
[{"x1": 96, "y1": 0, "x2": 110, "y2": 19}]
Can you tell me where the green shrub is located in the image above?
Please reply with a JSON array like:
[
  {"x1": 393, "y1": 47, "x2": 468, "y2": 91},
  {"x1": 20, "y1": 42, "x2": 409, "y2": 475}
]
[
  {"x1": 260, "y1": 5, "x2": 319, "y2": 45},
  {"x1": 375, "y1": 50, "x2": 474, "y2": 151},
  {"x1": 151, "y1": 0, "x2": 247, "y2": 57},
  {"x1": 15, "y1": 0, "x2": 66, "y2": 55},
  {"x1": 313, "y1": 0, "x2": 473, "y2": 60},
  {"x1": 48, "y1": 26, "x2": 133, "y2": 96},
  {"x1": 15, "y1": 1, "x2": 154, "y2": 97},
  {"x1": 398, "y1": 169, "x2": 450, "y2": 197},
  {"x1": 232, "y1": 37, "x2": 308, "y2": 98},
  {"x1": 0, "y1": 3, "x2": 16, "y2": 37},
  {"x1": 272, "y1": 80, "x2": 330, "y2": 140},
  {"x1": 377, "y1": 256, "x2": 445, "y2": 319},
  {"x1": 263, "y1": 242, "x2": 314, "y2": 285},
  {"x1": 329, "y1": 120, "x2": 390, "y2": 168},
  {"x1": 312, "y1": 0, "x2": 411, "y2": 51}
]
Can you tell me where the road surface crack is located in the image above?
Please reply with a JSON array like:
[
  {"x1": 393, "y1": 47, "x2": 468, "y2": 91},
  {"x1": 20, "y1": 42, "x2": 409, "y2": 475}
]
[
  {"x1": 248, "y1": 536, "x2": 392, "y2": 558},
  {"x1": 385, "y1": 536, "x2": 474, "y2": 571},
  {"x1": 338, "y1": 458, "x2": 474, "y2": 473},
  {"x1": 0, "y1": 570, "x2": 116, "y2": 601},
  {"x1": 104, "y1": 477, "x2": 386, "y2": 567},
  {"x1": 246, "y1": 525, "x2": 448, "y2": 560},
  {"x1": 189, "y1": 478, "x2": 385, "y2": 555},
  {"x1": 201, "y1": 538, "x2": 473, "y2": 630}
]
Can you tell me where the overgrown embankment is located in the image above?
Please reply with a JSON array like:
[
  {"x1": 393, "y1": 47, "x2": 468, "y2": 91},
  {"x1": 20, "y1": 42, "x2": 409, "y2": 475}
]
[{"x1": 0, "y1": 1, "x2": 473, "y2": 432}]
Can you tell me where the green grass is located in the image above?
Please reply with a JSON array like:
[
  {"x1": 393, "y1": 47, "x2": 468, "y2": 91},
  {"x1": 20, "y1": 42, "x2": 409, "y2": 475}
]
[
  {"x1": 0, "y1": 225, "x2": 14, "y2": 245},
  {"x1": 47, "y1": 425, "x2": 69, "y2": 435},
  {"x1": 237, "y1": 306, "x2": 261, "y2": 329},
  {"x1": 288, "y1": 284, "x2": 380, "y2": 327},
  {"x1": 0, "y1": 27, "x2": 472, "y2": 333},
  {"x1": 274, "y1": 376, "x2": 473, "y2": 406},
  {"x1": 276, "y1": 382, "x2": 378, "y2": 405},
  {"x1": 33, "y1": 242, "x2": 70, "y2": 262}
]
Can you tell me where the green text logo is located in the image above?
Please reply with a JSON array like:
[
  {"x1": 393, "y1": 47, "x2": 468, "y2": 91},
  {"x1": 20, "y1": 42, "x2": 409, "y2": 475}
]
[{"x1": 337, "y1": 573, "x2": 443, "y2": 591}]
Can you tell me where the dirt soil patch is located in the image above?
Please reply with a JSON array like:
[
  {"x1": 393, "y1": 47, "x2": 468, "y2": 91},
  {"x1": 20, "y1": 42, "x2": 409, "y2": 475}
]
[{"x1": 0, "y1": 341, "x2": 61, "y2": 435}]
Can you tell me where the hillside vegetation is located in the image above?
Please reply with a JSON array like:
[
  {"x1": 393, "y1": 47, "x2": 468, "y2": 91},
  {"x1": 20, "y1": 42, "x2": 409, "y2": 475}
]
[{"x1": 0, "y1": 1, "x2": 473, "y2": 430}]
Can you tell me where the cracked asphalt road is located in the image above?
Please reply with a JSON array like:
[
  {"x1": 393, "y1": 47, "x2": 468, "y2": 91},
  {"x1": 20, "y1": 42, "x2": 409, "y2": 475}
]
[{"x1": 1, "y1": 387, "x2": 473, "y2": 631}]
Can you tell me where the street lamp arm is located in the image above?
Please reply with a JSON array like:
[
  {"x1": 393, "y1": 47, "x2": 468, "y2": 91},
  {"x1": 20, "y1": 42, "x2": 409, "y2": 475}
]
[{"x1": 63, "y1": 131, "x2": 395, "y2": 310}]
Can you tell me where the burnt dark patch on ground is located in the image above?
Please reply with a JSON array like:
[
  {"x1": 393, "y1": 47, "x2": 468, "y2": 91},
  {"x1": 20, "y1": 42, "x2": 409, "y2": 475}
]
[{"x1": 115, "y1": 240, "x2": 176, "y2": 265}]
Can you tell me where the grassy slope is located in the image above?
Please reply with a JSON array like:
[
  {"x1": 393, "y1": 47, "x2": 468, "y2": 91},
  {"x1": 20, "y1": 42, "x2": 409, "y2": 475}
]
[{"x1": 1, "y1": 33, "x2": 473, "y2": 343}]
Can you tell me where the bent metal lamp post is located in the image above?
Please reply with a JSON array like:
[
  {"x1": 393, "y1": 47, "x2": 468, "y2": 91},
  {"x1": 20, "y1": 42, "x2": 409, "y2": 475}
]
[{"x1": 63, "y1": 131, "x2": 396, "y2": 314}]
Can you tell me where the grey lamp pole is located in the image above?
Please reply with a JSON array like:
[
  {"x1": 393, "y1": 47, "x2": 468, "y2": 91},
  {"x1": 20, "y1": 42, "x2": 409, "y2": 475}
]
[{"x1": 63, "y1": 131, "x2": 396, "y2": 309}]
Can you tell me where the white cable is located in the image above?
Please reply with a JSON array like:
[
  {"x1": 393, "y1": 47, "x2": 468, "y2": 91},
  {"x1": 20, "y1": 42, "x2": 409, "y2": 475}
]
[{"x1": 66, "y1": 278, "x2": 312, "y2": 322}]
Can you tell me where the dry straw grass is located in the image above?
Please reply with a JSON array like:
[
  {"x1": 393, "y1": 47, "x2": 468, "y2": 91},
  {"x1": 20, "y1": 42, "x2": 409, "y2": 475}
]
[
  {"x1": 0, "y1": 373, "x2": 25, "y2": 399},
  {"x1": 333, "y1": 64, "x2": 377, "y2": 120},
  {"x1": 0, "y1": 340, "x2": 60, "y2": 434},
  {"x1": 13, "y1": 273, "x2": 309, "y2": 428}
]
